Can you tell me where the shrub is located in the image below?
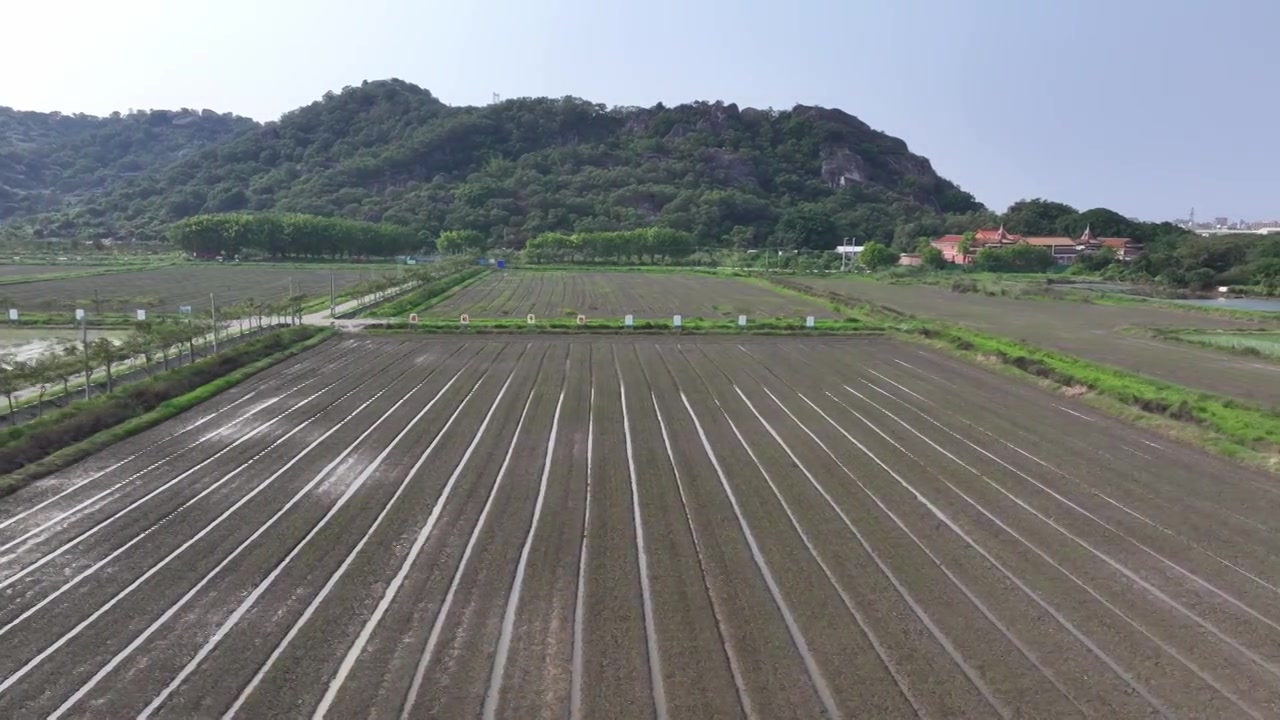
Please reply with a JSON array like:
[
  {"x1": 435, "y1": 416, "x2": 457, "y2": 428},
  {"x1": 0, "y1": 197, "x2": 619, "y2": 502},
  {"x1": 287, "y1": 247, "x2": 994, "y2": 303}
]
[
  {"x1": 973, "y1": 244, "x2": 1056, "y2": 273},
  {"x1": 920, "y1": 246, "x2": 948, "y2": 270}
]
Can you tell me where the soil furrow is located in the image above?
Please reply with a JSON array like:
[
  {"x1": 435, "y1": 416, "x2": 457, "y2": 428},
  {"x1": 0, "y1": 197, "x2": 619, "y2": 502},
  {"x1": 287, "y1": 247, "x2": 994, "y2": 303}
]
[{"x1": 0, "y1": 334, "x2": 1271, "y2": 718}]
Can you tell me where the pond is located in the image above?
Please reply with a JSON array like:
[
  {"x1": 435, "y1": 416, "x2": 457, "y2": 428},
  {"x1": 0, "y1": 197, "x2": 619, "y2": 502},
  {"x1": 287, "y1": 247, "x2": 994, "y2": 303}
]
[
  {"x1": 0, "y1": 328, "x2": 129, "y2": 363},
  {"x1": 1167, "y1": 297, "x2": 1280, "y2": 312}
]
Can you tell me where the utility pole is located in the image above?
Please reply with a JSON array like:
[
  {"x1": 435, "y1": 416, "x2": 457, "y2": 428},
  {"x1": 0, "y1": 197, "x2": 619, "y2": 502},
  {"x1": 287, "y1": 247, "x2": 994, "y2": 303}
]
[
  {"x1": 81, "y1": 311, "x2": 90, "y2": 400},
  {"x1": 329, "y1": 272, "x2": 336, "y2": 318},
  {"x1": 210, "y1": 293, "x2": 218, "y2": 353}
]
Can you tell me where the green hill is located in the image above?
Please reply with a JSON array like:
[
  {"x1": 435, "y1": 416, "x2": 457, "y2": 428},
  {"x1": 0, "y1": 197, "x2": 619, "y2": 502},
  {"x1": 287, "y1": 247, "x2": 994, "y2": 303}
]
[
  {"x1": 0, "y1": 106, "x2": 255, "y2": 221},
  {"x1": 11, "y1": 79, "x2": 988, "y2": 248}
]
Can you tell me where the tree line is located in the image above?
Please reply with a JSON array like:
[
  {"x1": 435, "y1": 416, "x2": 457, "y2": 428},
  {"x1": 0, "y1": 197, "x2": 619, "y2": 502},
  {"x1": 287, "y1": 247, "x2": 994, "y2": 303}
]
[
  {"x1": 169, "y1": 212, "x2": 423, "y2": 259},
  {"x1": 522, "y1": 228, "x2": 697, "y2": 263},
  {"x1": 0, "y1": 299, "x2": 312, "y2": 424},
  {"x1": 0, "y1": 340, "x2": 122, "y2": 422}
]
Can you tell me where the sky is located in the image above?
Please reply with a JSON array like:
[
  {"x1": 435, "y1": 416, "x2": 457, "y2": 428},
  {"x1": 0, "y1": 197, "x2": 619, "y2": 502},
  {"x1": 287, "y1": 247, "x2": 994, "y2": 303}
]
[{"x1": 3, "y1": 0, "x2": 1277, "y2": 221}]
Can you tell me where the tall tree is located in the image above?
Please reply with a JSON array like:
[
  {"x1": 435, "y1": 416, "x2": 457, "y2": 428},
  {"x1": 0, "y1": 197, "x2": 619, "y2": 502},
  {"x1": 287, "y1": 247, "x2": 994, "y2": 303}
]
[
  {"x1": 858, "y1": 242, "x2": 900, "y2": 270},
  {"x1": 0, "y1": 358, "x2": 24, "y2": 425},
  {"x1": 1001, "y1": 199, "x2": 1078, "y2": 236},
  {"x1": 437, "y1": 230, "x2": 487, "y2": 255},
  {"x1": 90, "y1": 338, "x2": 121, "y2": 393},
  {"x1": 773, "y1": 204, "x2": 838, "y2": 251}
]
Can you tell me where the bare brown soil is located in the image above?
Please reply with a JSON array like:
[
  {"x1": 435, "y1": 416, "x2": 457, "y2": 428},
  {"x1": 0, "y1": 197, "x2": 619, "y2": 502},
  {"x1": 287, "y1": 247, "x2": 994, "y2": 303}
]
[
  {"x1": 0, "y1": 265, "x2": 392, "y2": 313},
  {"x1": 426, "y1": 270, "x2": 834, "y2": 320},
  {"x1": 796, "y1": 277, "x2": 1280, "y2": 409},
  {"x1": 0, "y1": 265, "x2": 92, "y2": 278},
  {"x1": 0, "y1": 335, "x2": 1277, "y2": 718}
]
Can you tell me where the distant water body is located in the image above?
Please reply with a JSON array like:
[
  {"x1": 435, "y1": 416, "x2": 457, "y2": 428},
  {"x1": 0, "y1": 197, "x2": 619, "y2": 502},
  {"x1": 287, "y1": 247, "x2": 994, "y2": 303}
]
[
  {"x1": 1060, "y1": 282, "x2": 1280, "y2": 312},
  {"x1": 1168, "y1": 297, "x2": 1280, "y2": 312}
]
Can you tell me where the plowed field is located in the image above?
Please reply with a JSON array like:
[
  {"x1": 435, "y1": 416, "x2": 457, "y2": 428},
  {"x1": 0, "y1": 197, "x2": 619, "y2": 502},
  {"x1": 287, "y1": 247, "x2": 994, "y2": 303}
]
[
  {"x1": 425, "y1": 270, "x2": 834, "y2": 319},
  {"x1": 0, "y1": 265, "x2": 390, "y2": 314},
  {"x1": 795, "y1": 277, "x2": 1280, "y2": 409},
  {"x1": 0, "y1": 335, "x2": 1277, "y2": 718}
]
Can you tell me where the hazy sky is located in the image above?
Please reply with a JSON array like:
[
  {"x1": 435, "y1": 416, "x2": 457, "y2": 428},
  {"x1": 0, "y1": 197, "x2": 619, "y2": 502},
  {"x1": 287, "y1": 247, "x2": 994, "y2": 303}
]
[{"x1": 4, "y1": 0, "x2": 1276, "y2": 221}]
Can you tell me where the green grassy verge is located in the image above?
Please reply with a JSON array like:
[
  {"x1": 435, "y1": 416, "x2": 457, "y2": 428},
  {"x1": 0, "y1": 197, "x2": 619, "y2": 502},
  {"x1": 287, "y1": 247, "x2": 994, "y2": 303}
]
[
  {"x1": 0, "y1": 326, "x2": 333, "y2": 497},
  {"x1": 908, "y1": 325, "x2": 1280, "y2": 469},
  {"x1": 1150, "y1": 329, "x2": 1280, "y2": 359},
  {"x1": 364, "y1": 268, "x2": 491, "y2": 318}
]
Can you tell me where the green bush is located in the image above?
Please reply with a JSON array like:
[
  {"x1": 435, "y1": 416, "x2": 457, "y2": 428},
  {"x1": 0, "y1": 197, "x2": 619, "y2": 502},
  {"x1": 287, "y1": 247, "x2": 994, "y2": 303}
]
[{"x1": 973, "y1": 244, "x2": 1056, "y2": 273}]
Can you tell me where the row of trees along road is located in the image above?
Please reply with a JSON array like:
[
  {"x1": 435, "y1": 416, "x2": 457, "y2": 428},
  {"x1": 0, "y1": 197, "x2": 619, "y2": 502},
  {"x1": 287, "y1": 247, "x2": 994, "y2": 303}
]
[
  {"x1": 169, "y1": 212, "x2": 423, "y2": 259},
  {"x1": 0, "y1": 340, "x2": 122, "y2": 422},
  {"x1": 0, "y1": 300, "x2": 312, "y2": 425}
]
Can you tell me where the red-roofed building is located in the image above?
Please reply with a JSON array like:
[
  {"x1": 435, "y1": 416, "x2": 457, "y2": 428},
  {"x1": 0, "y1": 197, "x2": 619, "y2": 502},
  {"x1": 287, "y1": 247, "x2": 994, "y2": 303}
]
[
  {"x1": 931, "y1": 225, "x2": 1142, "y2": 265},
  {"x1": 1102, "y1": 236, "x2": 1145, "y2": 260},
  {"x1": 932, "y1": 225, "x2": 1022, "y2": 265}
]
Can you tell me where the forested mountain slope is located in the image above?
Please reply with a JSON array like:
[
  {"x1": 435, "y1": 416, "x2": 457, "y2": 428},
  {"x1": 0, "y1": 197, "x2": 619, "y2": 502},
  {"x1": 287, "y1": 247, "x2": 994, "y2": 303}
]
[
  {"x1": 15, "y1": 79, "x2": 987, "y2": 247},
  {"x1": 0, "y1": 107, "x2": 255, "y2": 220}
]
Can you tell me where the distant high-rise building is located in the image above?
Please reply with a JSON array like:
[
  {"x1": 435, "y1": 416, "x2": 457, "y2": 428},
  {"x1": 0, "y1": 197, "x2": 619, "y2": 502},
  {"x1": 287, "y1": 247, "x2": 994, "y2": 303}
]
[{"x1": 1214, "y1": 216, "x2": 1229, "y2": 227}]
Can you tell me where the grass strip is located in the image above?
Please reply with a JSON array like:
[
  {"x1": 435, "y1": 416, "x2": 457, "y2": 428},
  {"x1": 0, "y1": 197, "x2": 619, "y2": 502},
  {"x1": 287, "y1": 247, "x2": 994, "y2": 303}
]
[
  {"x1": 0, "y1": 326, "x2": 333, "y2": 497},
  {"x1": 907, "y1": 325, "x2": 1280, "y2": 470},
  {"x1": 1150, "y1": 329, "x2": 1280, "y2": 360}
]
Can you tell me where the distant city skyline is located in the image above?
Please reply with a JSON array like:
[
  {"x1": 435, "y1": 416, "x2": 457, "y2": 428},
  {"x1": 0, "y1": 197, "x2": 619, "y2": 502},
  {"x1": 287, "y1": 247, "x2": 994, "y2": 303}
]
[
  {"x1": 3, "y1": 0, "x2": 1276, "y2": 221},
  {"x1": 1173, "y1": 211, "x2": 1280, "y2": 229}
]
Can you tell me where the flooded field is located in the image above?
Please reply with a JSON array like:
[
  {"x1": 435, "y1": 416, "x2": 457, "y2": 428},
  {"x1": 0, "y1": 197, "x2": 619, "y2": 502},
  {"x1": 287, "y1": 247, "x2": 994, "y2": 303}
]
[{"x1": 0, "y1": 328, "x2": 128, "y2": 363}]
